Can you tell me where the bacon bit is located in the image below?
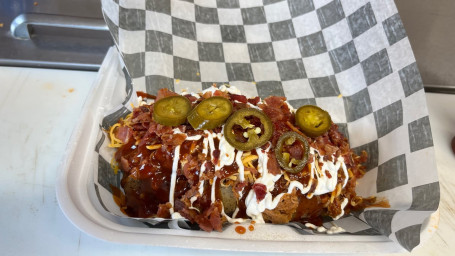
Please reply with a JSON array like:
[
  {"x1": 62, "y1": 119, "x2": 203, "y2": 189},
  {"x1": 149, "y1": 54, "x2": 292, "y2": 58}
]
[
  {"x1": 156, "y1": 203, "x2": 172, "y2": 218},
  {"x1": 156, "y1": 88, "x2": 178, "y2": 101},
  {"x1": 136, "y1": 91, "x2": 156, "y2": 99},
  {"x1": 248, "y1": 225, "x2": 254, "y2": 231},
  {"x1": 230, "y1": 94, "x2": 248, "y2": 103},
  {"x1": 202, "y1": 91, "x2": 213, "y2": 99},
  {"x1": 266, "y1": 152, "x2": 281, "y2": 175},
  {"x1": 213, "y1": 89, "x2": 229, "y2": 98},
  {"x1": 184, "y1": 94, "x2": 198, "y2": 103},
  {"x1": 247, "y1": 96, "x2": 260, "y2": 106},
  {"x1": 288, "y1": 142, "x2": 304, "y2": 160},
  {"x1": 116, "y1": 126, "x2": 133, "y2": 144},
  {"x1": 285, "y1": 121, "x2": 309, "y2": 139},
  {"x1": 209, "y1": 205, "x2": 223, "y2": 232},
  {"x1": 161, "y1": 133, "x2": 186, "y2": 146},
  {"x1": 235, "y1": 226, "x2": 246, "y2": 234},
  {"x1": 325, "y1": 170, "x2": 332, "y2": 179},
  {"x1": 253, "y1": 183, "x2": 267, "y2": 202}
]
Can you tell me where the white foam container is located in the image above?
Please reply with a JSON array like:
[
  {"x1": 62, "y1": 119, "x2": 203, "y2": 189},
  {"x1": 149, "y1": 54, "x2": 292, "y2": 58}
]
[{"x1": 56, "y1": 47, "x2": 435, "y2": 254}]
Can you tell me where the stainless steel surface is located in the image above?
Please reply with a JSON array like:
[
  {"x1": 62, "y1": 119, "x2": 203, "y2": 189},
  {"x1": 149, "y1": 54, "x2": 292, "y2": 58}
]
[
  {"x1": 396, "y1": 0, "x2": 455, "y2": 86},
  {"x1": 424, "y1": 85, "x2": 455, "y2": 95},
  {"x1": 11, "y1": 13, "x2": 108, "y2": 40},
  {"x1": 0, "y1": 0, "x2": 112, "y2": 70}
]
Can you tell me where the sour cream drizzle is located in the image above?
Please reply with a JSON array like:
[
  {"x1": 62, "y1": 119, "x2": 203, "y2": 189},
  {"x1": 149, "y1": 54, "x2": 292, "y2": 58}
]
[
  {"x1": 235, "y1": 150, "x2": 244, "y2": 182},
  {"x1": 244, "y1": 146, "x2": 349, "y2": 222},
  {"x1": 310, "y1": 148, "x2": 349, "y2": 196},
  {"x1": 169, "y1": 145, "x2": 181, "y2": 214},
  {"x1": 333, "y1": 197, "x2": 349, "y2": 220},
  {"x1": 304, "y1": 223, "x2": 346, "y2": 234},
  {"x1": 216, "y1": 127, "x2": 236, "y2": 171},
  {"x1": 244, "y1": 145, "x2": 283, "y2": 223},
  {"x1": 211, "y1": 176, "x2": 217, "y2": 203}
]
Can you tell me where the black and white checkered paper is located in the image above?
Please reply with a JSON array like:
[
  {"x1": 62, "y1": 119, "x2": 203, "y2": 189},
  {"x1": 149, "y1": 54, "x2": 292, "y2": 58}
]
[{"x1": 95, "y1": 0, "x2": 440, "y2": 251}]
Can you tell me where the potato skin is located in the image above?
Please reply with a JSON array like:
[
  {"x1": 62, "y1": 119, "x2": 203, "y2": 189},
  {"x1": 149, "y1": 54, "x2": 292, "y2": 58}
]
[{"x1": 263, "y1": 192, "x2": 299, "y2": 224}]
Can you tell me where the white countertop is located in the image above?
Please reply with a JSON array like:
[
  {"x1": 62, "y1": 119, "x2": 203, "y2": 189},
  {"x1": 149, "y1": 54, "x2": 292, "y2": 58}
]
[{"x1": 0, "y1": 66, "x2": 453, "y2": 255}]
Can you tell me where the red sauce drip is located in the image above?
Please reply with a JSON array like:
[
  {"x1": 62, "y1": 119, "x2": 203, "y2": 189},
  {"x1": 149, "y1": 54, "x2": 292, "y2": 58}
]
[
  {"x1": 235, "y1": 226, "x2": 246, "y2": 234},
  {"x1": 248, "y1": 225, "x2": 254, "y2": 231}
]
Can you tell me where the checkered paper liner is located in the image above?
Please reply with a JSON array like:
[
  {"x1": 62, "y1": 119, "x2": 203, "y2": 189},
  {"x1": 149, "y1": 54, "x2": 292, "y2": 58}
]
[{"x1": 94, "y1": 0, "x2": 440, "y2": 251}]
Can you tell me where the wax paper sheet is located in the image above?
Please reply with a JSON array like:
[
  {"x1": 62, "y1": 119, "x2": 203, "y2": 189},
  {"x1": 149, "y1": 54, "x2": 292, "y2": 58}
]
[{"x1": 94, "y1": 0, "x2": 440, "y2": 251}]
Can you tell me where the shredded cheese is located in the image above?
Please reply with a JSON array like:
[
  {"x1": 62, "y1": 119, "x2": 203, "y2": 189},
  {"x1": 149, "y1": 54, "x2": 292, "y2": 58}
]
[
  {"x1": 242, "y1": 155, "x2": 258, "y2": 167},
  {"x1": 146, "y1": 144, "x2": 162, "y2": 150},
  {"x1": 108, "y1": 123, "x2": 124, "y2": 148},
  {"x1": 110, "y1": 157, "x2": 119, "y2": 175}
]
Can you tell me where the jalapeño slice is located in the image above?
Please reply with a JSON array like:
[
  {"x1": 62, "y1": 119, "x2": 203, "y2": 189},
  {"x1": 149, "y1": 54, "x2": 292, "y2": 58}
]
[
  {"x1": 187, "y1": 96, "x2": 233, "y2": 130},
  {"x1": 224, "y1": 108, "x2": 273, "y2": 151},
  {"x1": 295, "y1": 105, "x2": 332, "y2": 138},
  {"x1": 152, "y1": 95, "x2": 191, "y2": 126},
  {"x1": 275, "y1": 131, "x2": 309, "y2": 173}
]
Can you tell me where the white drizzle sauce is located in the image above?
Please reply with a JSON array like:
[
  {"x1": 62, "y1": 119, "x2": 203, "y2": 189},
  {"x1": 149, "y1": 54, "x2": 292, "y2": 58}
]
[
  {"x1": 211, "y1": 176, "x2": 217, "y2": 203},
  {"x1": 232, "y1": 207, "x2": 240, "y2": 218},
  {"x1": 244, "y1": 146, "x2": 283, "y2": 223},
  {"x1": 221, "y1": 205, "x2": 246, "y2": 223},
  {"x1": 169, "y1": 145, "x2": 181, "y2": 214},
  {"x1": 202, "y1": 84, "x2": 241, "y2": 95},
  {"x1": 247, "y1": 102, "x2": 261, "y2": 110},
  {"x1": 235, "y1": 150, "x2": 244, "y2": 182},
  {"x1": 216, "y1": 127, "x2": 236, "y2": 171},
  {"x1": 326, "y1": 226, "x2": 346, "y2": 234},
  {"x1": 310, "y1": 148, "x2": 349, "y2": 196},
  {"x1": 285, "y1": 101, "x2": 296, "y2": 113},
  {"x1": 333, "y1": 197, "x2": 349, "y2": 220},
  {"x1": 304, "y1": 223, "x2": 345, "y2": 234}
]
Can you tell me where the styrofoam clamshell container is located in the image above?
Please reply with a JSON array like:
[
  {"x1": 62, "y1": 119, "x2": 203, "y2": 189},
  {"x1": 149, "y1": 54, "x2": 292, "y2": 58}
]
[{"x1": 56, "y1": 47, "x2": 437, "y2": 254}]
